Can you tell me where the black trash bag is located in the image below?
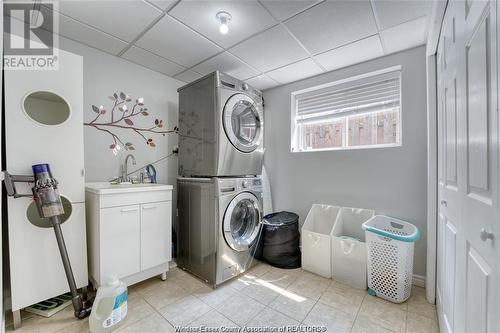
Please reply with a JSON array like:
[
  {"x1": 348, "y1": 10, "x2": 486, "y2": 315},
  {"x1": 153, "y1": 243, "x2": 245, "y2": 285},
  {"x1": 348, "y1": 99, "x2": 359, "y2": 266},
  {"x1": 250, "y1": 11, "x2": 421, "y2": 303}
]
[{"x1": 251, "y1": 211, "x2": 301, "y2": 269}]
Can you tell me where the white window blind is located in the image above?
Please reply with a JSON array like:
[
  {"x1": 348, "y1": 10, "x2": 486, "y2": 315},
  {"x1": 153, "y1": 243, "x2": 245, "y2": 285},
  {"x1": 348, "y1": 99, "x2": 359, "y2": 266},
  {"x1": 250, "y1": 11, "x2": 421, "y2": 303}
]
[{"x1": 291, "y1": 67, "x2": 402, "y2": 152}]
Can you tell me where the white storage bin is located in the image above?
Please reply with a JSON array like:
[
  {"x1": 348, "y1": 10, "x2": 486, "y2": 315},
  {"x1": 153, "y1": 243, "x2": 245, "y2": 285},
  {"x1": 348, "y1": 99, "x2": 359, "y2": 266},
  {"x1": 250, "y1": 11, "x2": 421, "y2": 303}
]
[
  {"x1": 301, "y1": 204, "x2": 340, "y2": 278},
  {"x1": 362, "y1": 215, "x2": 420, "y2": 303},
  {"x1": 331, "y1": 207, "x2": 374, "y2": 289}
]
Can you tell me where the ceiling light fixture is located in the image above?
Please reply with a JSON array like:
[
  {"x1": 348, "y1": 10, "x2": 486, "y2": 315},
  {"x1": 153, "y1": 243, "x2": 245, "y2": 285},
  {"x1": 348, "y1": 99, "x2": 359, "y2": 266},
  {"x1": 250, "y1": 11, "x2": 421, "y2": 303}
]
[{"x1": 216, "y1": 11, "x2": 232, "y2": 35}]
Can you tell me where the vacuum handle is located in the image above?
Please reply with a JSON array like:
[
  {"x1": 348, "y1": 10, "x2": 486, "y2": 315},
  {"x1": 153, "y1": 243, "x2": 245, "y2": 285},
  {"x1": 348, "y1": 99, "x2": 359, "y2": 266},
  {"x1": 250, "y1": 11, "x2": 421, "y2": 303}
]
[{"x1": 2, "y1": 171, "x2": 35, "y2": 198}]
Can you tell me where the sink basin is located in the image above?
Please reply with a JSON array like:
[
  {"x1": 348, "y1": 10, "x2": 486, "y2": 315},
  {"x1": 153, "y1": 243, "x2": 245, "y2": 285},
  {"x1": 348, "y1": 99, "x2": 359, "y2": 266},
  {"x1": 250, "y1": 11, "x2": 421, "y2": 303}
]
[
  {"x1": 110, "y1": 183, "x2": 163, "y2": 187},
  {"x1": 85, "y1": 182, "x2": 173, "y2": 194}
]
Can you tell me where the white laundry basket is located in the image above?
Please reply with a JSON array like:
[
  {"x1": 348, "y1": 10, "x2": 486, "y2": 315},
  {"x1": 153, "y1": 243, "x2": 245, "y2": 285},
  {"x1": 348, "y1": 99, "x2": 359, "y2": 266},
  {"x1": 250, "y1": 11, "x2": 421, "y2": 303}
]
[
  {"x1": 331, "y1": 207, "x2": 374, "y2": 289},
  {"x1": 362, "y1": 215, "x2": 420, "y2": 303},
  {"x1": 301, "y1": 204, "x2": 340, "y2": 278}
]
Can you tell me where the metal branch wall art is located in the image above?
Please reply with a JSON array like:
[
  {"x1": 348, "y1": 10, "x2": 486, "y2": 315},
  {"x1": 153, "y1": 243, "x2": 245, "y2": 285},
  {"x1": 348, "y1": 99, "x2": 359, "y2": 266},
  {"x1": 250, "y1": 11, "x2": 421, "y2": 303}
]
[{"x1": 84, "y1": 92, "x2": 178, "y2": 155}]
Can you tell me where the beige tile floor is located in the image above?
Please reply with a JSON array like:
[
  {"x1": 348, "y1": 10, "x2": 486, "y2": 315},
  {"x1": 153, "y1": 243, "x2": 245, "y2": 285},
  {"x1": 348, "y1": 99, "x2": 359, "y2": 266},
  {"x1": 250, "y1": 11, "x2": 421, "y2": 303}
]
[{"x1": 5, "y1": 262, "x2": 439, "y2": 333}]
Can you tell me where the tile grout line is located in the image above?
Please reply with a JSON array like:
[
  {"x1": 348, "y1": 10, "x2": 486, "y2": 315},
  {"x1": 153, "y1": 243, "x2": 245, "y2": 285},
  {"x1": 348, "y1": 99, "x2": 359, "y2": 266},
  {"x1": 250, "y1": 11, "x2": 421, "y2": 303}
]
[
  {"x1": 349, "y1": 293, "x2": 367, "y2": 332},
  {"x1": 116, "y1": 12, "x2": 167, "y2": 57},
  {"x1": 44, "y1": 0, "x2": 428, "y2": 88},
  {"x1": 256, "y1": 0, "x2": 327, "y2": 75},
  {"x1": 117, "y1": 0, "x2": 182, "y2": 57},
  {"x1": 135, "y1": 289, "x2": 174, "y2": 329},
  {"x1": 178, "y1": 0, "x2": 327, "y2": 81},
  {"x1": 189, "y1": 283, "x2": 244, "y2": 327},
  {"x1": 229, "y1": 277, "x2": 282, "y2": 327},
  {"x1": 298, "y1": 277, "x2": 333, "y2": 326},
  {"x1": 209, "y1": 292, "x2": 242, "y2": 328},
  {"x1": 369, "y1": 0, "x2": 387, "y2": 55},
  {"x1": 139, "y1": 276, "x2": 208, "y2": 330}
]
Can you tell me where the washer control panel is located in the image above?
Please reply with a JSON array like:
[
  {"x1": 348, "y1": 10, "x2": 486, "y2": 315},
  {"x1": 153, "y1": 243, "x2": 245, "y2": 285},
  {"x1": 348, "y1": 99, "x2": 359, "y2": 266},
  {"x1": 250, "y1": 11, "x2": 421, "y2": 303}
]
[{"x1": 217, "y1": 176, "x2": 262, "y2": 194}]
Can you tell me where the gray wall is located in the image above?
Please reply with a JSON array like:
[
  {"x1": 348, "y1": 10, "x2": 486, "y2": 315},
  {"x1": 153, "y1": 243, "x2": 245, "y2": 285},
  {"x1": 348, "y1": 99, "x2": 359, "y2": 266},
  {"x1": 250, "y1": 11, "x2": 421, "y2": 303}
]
[
  {"x1": 263, "y1": 46, "x2": 428, "y2": 276},
  {"x1": 58, "y1": 37, "x2": 183, "y2": 224},
  {"x1": 58, "y1": 37, "x2": 183, "y2": 188}
]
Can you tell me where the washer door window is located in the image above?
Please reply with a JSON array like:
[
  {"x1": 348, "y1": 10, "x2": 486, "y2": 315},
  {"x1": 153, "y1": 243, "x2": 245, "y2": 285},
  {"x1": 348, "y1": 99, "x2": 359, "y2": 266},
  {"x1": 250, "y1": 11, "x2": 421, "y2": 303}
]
[
  {"x1": 223, "y1": 192, "x2": 261, "y2": 252},
  {"x1": 223, "y1": 94, "x2": 261, "y2": 153}
]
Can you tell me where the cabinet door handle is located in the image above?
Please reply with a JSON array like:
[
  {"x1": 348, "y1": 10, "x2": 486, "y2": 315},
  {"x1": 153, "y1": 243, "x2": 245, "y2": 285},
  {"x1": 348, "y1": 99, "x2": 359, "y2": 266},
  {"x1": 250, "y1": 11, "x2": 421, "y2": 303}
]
[
  {"x1": 142, "y1": 205, "x2": 157, "y2": 210},
  {"x1": 120, "y1": 208, "x2": 138, "y2": 213},
  {"x1": 440, "y1": 200, "x2": 447, "y2": 207}
]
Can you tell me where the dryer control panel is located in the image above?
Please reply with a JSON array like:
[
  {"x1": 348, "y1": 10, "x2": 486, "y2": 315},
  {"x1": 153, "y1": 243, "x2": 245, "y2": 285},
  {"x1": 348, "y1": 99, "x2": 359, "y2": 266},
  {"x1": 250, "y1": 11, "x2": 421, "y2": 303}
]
[{"x1": 218, "y1": 72, "x2": 263, "y2": 100}]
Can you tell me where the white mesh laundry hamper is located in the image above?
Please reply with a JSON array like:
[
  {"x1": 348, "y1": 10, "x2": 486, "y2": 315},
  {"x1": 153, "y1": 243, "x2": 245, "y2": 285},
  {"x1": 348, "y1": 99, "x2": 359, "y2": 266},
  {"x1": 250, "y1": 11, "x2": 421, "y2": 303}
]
[{"x1": 362, "y1": 215, "x2": 420, "y2": 303}]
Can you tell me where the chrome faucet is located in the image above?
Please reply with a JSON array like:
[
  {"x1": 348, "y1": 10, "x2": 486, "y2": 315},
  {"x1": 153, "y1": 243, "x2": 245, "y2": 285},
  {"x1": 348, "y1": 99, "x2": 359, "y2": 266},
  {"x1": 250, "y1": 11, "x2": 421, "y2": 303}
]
[{"x1": 122, "y1": 154, "x2": 136, "y2": 182}]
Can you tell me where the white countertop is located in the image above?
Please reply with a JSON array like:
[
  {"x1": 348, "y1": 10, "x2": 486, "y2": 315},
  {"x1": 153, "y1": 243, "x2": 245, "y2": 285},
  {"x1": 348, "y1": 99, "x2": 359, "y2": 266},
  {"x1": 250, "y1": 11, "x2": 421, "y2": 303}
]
[{"x1": 85, "y1": 182, "x2": 173, "y2": 194}]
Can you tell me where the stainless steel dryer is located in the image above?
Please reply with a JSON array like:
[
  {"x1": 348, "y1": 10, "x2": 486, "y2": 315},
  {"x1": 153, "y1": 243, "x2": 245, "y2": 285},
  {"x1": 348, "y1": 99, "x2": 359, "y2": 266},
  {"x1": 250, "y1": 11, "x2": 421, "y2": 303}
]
[
  {"x1": 177, "y1": 176, "x2": 263, "y2": 287},
  {"x1": 177, "y1": 71, "x2": 264, "y2": 177}
]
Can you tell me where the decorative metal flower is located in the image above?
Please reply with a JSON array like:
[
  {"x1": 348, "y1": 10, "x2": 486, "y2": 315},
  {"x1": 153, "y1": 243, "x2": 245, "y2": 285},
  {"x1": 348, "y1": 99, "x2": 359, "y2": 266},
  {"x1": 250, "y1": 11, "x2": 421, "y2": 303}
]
[{"x1": 84, "y1": 92, "x2": 178, "y2": 155}]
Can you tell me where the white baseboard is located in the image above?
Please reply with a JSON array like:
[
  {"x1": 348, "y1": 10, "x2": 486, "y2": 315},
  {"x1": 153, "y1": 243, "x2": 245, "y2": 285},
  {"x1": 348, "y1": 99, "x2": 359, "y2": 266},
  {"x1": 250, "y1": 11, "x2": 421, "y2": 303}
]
[{"x1": 412, "y1": 274, "x2": 426, "y2": 288}]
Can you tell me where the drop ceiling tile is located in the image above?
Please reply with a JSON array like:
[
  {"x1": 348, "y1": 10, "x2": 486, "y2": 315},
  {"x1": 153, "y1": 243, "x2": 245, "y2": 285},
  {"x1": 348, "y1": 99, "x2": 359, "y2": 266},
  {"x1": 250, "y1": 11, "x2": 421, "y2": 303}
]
[
  {"x1": 285, "y1": 0, "x2": 378, "y2": 54},
  {"x1": 260, "y1": 0, "x2": 321, "y2": 21},
  {"x1": 191, "y1": 52, "x2": 259, "y2": 80},
  {"x1": 380, "y1": 16, "x2": 427, "y2": 54},
  {"x1": 245, "y1": 75, "x2": 279, "y2": 90},
  {"x1": 169, "y1": 1, "x2": 277, "y2": 49},
  {"x1": 314, "y1": 35, "x2": 384, "y2": 71},
  {"x1": 40, "y1": 5, "x2": 128, "y2": 55},
  {"x1": 229, "y1": 25, "x2": 309, "y2": 72},
  {"x1": 56, "y1": 1, "x2": 162, "y2": 42},
  {"x1": 373, "y1": 0, "x2": 431, "y2": 29},
  {"x1": 147, "y1": 0, "x2": 175, "y2": 11},
  {"x1": 135, "y1": 15, "x2": 223, "y2": 67},
  {"x1": 175, "y1": 70, "x2": 204, "y2": 83},
  {"x1": 266, "y1": 58, "x2": 323, "y2": 84},
  {"x1": 122, "y1": 46, "x2": 186, "y2": 76}
]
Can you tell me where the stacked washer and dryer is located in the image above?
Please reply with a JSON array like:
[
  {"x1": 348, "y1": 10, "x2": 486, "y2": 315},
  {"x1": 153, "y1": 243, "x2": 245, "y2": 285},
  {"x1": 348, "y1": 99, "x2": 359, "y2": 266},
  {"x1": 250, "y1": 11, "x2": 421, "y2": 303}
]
[{"x1": 177, "y1": 71, "x2": 264, "y2": 287}]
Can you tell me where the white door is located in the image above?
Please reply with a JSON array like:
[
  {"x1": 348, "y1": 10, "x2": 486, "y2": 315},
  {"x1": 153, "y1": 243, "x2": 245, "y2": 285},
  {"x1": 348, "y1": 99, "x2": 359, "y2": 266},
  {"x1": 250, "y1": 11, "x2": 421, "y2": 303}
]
[
  {"x1": 4, "y1": 49, "x2": 85, "y2": 202},
  {"x1": 101, "y1": 205, "x2": 141, "y2": 280},
  {"x1": 437, "y1": 7, "x2": 460, "y2": 331},
  {"x1": 4, "y1": 49, "x2": 87, "y2": 311},
  {"x1": 459, "y1": 1, "x2": 498, "y2": 332},
  {"x1": 437, "y1": 1, "x2": 500, "y2": 332},
  {"x1": 140, "y1": 201, "x2": 171, "y2": 271}
]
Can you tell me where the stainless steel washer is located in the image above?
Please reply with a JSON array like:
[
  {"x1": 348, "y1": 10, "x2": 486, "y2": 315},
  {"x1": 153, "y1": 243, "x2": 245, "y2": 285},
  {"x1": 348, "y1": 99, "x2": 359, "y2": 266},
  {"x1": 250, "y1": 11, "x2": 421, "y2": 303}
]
[
  {"x1": 177, "y1": 176, "x2": 263, "y2": 287},
  {"x1": 178, "y1": 71, "x2": 264, "y2": 177}
]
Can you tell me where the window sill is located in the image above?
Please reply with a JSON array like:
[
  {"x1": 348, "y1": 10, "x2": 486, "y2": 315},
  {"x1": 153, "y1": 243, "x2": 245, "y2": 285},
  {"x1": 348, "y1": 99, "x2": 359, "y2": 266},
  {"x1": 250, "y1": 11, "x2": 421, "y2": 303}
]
[{"x1": 290, "y1": 142, "x2": 402, "y2": 153}]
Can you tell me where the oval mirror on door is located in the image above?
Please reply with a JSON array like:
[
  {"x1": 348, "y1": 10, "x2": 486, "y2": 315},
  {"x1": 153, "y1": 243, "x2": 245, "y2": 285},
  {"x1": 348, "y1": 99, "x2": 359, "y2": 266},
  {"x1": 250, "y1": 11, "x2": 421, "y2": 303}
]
[{"x1": 23, "y1": 91, "x2": 70, "y2": 125}]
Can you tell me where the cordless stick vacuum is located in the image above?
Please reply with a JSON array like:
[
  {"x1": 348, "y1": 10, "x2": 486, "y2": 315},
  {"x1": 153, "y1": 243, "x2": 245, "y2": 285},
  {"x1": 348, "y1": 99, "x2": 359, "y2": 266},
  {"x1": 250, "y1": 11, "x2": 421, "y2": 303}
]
[{"x1": 3, "y1": 164, "x2": 93, "y2": 319}]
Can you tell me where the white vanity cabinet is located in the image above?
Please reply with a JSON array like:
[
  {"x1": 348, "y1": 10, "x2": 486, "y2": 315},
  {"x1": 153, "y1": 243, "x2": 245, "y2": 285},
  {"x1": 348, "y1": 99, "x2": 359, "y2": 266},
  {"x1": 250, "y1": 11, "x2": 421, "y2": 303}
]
[
  {"x1": 85, "y1": 183, "x2": 172, "y2": 287},
  {"x1": 141, "y1": 201, "x2": 172, "y2": 271}
]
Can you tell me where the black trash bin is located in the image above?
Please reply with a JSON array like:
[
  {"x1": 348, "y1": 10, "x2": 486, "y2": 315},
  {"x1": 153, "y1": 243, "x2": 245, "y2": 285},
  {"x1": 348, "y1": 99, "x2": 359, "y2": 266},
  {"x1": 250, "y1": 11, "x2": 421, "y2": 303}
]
[{"x1": 252, "y1": 211, "x2": 301, "y2": 269}]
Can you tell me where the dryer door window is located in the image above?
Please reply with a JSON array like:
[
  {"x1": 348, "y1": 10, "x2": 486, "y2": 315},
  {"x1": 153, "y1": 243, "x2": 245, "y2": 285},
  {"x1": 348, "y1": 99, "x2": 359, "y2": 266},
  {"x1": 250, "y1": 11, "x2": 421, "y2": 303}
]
[
  {"x1": 223, "y1": 94, "x2": 261, "y2": 153},
  {"x1": 223, "y1": 192, "x2": 261, "y2": 252}
]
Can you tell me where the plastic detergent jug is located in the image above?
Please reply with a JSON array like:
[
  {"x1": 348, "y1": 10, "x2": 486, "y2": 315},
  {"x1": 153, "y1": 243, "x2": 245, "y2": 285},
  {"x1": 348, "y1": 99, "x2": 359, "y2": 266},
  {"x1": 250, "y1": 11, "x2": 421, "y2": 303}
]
[{"x1": 89, "y1": 275, "x2": 128, "y2": 333}]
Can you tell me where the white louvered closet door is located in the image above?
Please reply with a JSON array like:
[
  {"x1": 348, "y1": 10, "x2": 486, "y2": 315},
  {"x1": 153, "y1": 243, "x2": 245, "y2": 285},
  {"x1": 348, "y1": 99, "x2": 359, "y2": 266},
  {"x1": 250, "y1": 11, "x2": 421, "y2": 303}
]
[{"x1": 436, "y1": 1, "x2": 500, "y2": 332}]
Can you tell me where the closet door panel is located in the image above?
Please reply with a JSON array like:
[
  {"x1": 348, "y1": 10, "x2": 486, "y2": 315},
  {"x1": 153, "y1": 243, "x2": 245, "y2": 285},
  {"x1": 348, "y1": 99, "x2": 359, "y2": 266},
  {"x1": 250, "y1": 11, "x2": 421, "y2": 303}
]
[
  {"x1": 437, "y1": 1, "x2": 499, "y2": 332},
  {"x1": 465, "y1": 11, "x2": 491, "y2": 197}
]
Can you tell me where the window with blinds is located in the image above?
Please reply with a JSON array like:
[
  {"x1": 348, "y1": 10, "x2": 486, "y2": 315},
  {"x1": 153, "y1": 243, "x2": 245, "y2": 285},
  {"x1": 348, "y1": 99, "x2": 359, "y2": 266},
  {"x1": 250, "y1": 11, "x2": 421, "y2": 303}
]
[{"x1": 291, "y1": 67, "x2": 402, "y2": 152}]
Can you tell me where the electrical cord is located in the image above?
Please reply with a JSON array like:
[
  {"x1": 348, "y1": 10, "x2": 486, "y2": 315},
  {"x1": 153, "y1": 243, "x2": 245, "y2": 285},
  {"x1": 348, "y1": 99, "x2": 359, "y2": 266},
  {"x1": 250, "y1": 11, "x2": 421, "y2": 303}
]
[{"x1": 110, "y1": 150, "x2": 177, "y2": 182}]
